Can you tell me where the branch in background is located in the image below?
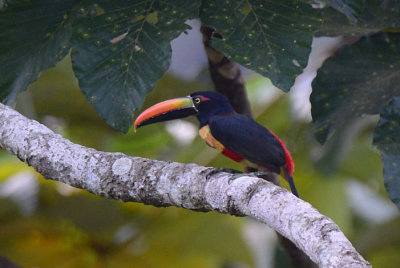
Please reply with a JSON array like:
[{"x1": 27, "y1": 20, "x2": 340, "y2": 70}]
[
  {"x1": 201, "y1": 26, "x2": 253, "y2": 118},
  {"x1": 201, "y1": 25, "x2": 317, "y2": 268},
  {"x1": 0, "y1": 89, "x2": 370, "y2": 268}
]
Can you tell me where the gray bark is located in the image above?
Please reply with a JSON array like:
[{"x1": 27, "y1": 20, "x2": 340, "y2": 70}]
[{"x1": 0, "y1": 103, "x2": 370, "y2": 268}]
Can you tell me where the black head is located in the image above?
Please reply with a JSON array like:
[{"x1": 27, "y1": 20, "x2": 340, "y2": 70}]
[{"x1": 190, "y1": 91, "x2": 235, "y2": 127}]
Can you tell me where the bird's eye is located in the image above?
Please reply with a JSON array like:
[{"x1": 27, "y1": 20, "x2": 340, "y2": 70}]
[{"x1": 194, "y1": 97, "x2": 201, "y2": 104}]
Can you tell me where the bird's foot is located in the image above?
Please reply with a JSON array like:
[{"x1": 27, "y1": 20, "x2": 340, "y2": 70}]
[
  {"x1": 205, "y1": 168, "x2": 241, "y2": 180},
  {"x1": 248, "y1": 171, "x2": 268, "y2": 176},
  {"x1": 245, "y1": 171, "x2": 277, "y2": 183},
  {"x1": 228, "y1": 172, "x2": 249, "y2": 183}
]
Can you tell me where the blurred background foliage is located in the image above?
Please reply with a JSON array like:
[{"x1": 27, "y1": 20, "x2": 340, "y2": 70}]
[{"x1": 0, "y1": 33, "x2": 399, "y2": 268}]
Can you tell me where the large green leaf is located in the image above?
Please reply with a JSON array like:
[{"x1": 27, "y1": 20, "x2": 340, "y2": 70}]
[
  {"x1": 373, "y1": 96, "x2": 400, "y2": 210},
  {"x1": 0, "y1": 0, "x2": 80, "y2": 104},
  {"x1": 71, "y1": 0, "x2": 200, "y2": 132},
  {"x1": 311, "y1": 33, "x2": 400, "y2": 143},
  {"x1": 200, "y1": 0, "x2": 321, "y2": 92},
  {"x1": 317, "y1": 0, "x2": 400, "y2": 37}
]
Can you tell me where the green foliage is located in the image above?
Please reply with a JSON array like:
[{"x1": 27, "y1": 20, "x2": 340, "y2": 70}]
[
  {"x1": 71, "y1": 0, "x2": 200, "y2": 131},
  {"x1": 310, "y1": 32, "x2": 400, "y2": 208},
  {"x1": 311, "y1": 33, "x2": 400, "y2": 143},
  {"x1": 0, "y1": 0, "x2": 79, "y2": 104},
  {"x1": 373, "y1": 97, "x2": 400, "y2": 209},
  {"x1": 0, "y1": 0, "x2": 368, "y2": 131},
  {"x1": 200, "y1": 0, "x2": 321, "y2": 91}
]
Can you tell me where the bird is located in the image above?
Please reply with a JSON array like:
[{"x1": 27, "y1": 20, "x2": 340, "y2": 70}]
[{"x1": 134, "y1": 91, "x2": 298, "y2": 197}]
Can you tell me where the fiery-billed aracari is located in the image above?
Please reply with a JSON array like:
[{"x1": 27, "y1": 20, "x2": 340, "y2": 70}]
[{"x1": 134, "y1": 91, "x2": 298, "y2": 197}]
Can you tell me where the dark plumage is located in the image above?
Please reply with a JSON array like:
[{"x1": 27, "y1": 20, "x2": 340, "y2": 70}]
[
  {"x1": 209, "y1": 113, "x2": 285, "y2": 174},
  {"x1": 135, "y1": 91, "x2": 298, "y2": 197}
]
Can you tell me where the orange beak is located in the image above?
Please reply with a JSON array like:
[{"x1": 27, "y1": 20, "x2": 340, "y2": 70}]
[{"x1": 134, "y1": 97, "x2": 197, "y2": 131}]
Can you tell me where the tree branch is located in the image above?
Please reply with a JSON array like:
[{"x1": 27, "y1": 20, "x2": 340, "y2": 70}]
[
  {"x1": 201, "y1": 26, "x2": 253, "y2": 118},
  {"x1": 0, "y1": 103, "x2": 370, "y2": 267}
]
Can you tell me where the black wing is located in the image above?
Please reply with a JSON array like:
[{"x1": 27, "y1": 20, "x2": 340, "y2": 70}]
[{"x1": 209, "y1": 113, "x2": 285, "y2": 174}]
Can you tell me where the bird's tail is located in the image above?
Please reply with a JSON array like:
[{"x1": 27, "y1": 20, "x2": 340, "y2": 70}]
[
  {"x1": 280, "y1": 167, "x2": 299, "y2": 197},
  {"x1": 287, "y1": 176, "x2": 299, "y2": 198}
]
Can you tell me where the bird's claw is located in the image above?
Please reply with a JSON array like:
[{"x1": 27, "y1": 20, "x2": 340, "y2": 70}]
[
  {"x1": 246, "y1": 171, "x2": 270, "y2": 177},
  {"x1": 205, "y1": 168, "x2": 241, "y2": 180},
  {"x1": 245, "y1": 171, "x2": 277, "y2": 183}
]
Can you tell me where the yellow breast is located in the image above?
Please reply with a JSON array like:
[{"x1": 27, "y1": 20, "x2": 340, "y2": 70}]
[{"x1": 199, "y1": 125, "x2": 225, "y2": 152}]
